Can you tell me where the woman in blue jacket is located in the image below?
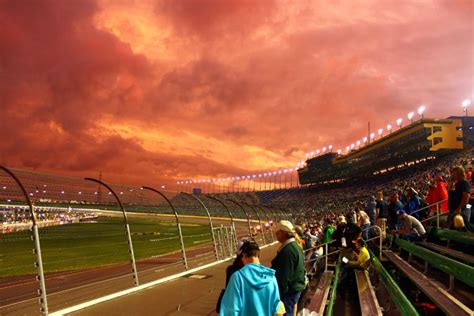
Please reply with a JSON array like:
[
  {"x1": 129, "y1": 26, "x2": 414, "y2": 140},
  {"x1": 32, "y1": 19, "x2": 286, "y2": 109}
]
[{"x1": 220, "y1": 241, "x2": 283, "y2": 315}]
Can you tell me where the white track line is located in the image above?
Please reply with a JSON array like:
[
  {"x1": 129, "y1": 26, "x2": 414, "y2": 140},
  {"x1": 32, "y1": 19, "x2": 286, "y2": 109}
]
[{"x1": 51, "y1": 242, "x2": 278, "y2": 316}]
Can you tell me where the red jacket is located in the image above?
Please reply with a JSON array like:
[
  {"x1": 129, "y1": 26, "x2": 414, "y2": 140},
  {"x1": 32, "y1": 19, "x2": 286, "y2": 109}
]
[{"x1": 427, "y1": 183, "x2": 449, "y2": 214}]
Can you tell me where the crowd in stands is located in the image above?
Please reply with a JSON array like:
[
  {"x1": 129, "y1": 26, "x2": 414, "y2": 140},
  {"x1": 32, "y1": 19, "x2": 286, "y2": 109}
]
[{"x1": 216, "y1": 148, "x2": 474, "y2": 315}]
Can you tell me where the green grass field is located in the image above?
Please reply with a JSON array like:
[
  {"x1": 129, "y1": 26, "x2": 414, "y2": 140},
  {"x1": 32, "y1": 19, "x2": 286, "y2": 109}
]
[{"x1": 0, "y1": 216, "x2": 212, "y2": 277}]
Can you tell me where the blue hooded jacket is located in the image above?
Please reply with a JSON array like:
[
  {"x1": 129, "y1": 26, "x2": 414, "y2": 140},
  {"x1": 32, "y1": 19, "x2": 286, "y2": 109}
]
[{"x1": 220, "y1": 263, "x2": 281, "y2": 316}]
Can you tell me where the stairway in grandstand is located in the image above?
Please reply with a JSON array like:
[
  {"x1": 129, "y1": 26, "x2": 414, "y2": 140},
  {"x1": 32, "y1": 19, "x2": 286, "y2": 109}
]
[{"x1": 300, "y1": 220, "x2": 473, "y2": 315}]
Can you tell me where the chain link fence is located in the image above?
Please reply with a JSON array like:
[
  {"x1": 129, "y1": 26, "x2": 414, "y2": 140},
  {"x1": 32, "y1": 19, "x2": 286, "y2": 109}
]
[{"x1": 0, "y1": 167, "x2": 284, "y2": 315}]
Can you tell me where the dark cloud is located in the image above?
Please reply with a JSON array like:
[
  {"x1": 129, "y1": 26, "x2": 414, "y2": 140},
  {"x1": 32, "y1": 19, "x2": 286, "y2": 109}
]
[{"x1": 0, "y1": 0, "x2": 472, "y2": 188}]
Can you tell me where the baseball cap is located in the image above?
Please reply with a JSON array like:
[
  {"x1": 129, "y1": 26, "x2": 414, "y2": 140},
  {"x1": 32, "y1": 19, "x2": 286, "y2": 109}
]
[
  {"x1": 397, "y1": 209, "x2": 406, "y2": 216},
  {"x1": 276, "y1": 220, "x2": 295, "y2": 233}
]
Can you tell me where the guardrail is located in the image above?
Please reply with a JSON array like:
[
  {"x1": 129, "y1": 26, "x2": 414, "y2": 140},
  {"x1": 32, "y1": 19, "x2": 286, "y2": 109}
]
[
  {"x1": 303, "y1": 225, "x2": 383, "y2": 272},
  {"x1": 0, "y1": 166, "x2": 280, "y2": 316}
]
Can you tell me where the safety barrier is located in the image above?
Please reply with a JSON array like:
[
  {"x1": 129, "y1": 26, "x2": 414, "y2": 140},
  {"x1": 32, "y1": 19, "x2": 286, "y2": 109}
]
[{"x1": 0, "y1": 166, "x2": 278, "y2": 316}]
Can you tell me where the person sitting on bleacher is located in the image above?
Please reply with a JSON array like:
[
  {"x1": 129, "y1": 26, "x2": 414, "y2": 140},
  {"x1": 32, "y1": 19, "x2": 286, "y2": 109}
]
[
  {"x1": 338, "y1": 237, "x2": 371, "y2": 298},
  {"x1": 390, "y1": 210, "x2": 426, "y2": 242}
]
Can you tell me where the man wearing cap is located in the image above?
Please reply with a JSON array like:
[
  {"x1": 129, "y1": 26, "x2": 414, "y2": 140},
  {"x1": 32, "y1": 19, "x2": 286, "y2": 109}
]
[
  {"x1": 390, "y1": 210, "x2": 426, "y2": 242},
  {"x1": 405, "y1": 187, "x2": 421, "y2": 219},
  {"x1": 271, "y1": 220, "x2": 306, "y2": 316}
]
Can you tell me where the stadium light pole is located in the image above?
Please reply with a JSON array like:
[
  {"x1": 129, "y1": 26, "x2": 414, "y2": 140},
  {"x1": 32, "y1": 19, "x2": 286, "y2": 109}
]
[
  {"x1": 289, "y1": 168, "x2": 293, "y2": 188},
  {"x1": 378, "y1": 128, "x2": 383, "y2": 138},
  {"x1": 397, "y1": 118, "x2": 403, "y2": 129},
  {"x1": 387, "y1": 124, "x2": 392, "y2": 134},
  {"x1": 417, "y1": 105, "x2": 425, "y2": 119},
  {"x1": 462, "y1": 99, "x2": 471, "y2": 116},
  {"x1": 407, "y1": 112, "x2": 414, "y2": 124}
]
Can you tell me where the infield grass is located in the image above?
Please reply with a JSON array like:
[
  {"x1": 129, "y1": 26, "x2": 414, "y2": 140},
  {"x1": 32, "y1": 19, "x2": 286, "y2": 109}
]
[{"x1": 0, "y1": 216, "x2": 211, "y2": 277}]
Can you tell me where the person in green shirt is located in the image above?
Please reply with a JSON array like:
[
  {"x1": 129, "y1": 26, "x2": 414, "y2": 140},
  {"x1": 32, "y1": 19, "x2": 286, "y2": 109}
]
[
  {"x1": 322, "y1": 222, "x2": 335, "y2": 244},
  {"x1": 271, "y1": 220, "x2": 306, "y2": 316}
]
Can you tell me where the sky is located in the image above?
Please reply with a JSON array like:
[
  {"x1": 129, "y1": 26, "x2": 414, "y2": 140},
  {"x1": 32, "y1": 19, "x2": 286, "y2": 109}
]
[{"x1": 0, "y1": 0, "x2": 473, "y2": 189}]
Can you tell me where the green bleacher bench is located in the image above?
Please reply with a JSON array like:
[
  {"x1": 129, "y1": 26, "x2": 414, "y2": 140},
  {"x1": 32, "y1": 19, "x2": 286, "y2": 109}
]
[
  {"x1": 305, "y1": 270, "x2": 333, "y2": 315},
  {"x1": 394, "y1": 238, "x2": 474, "y2": 288},
  {"x1": 369, "y1": 250, "x2": 420, "y2": 316},
  {"x1": 416, "y1": 241, "x2": 474, "y2": 265},
  {"x1": 384, "y1": 250, "x2": 473, "y2": 316},
  {"x1": 355, "y1": 270, "x2": 383, "y2": 316},
  {"x1": 430, "y1": 227, "x2": 474, "y2": 245}
]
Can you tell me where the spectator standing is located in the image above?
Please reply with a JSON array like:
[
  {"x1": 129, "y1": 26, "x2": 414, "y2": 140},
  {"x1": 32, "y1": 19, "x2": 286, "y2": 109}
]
[
  {"x1": 448, "y1": 166, "x2": 472, "y2": 232},
  {"x1": 426, "y1": 177, "x2": 449, "y2": 216},
  {"x1": 216, "y1": 240, "x2": 246, "y2": 313},
  {"x1": 366, "y1": 196, "x2": 377, "y2": 226},
  {"x1": 356, "y1": 208, "x2": 371, "y2": 240},
  {"x1": 388, "y1": 193, "x2": 404, "y2": 231},
  {"x1": 271, "y1": 221, "x2": 306, "y2": 316},
  {"x1": 405, "y1": 187, "x2": 421, "y2": 219},
  {"x1": 220, "y1": 240, "x2": 285, "y2": 316}
]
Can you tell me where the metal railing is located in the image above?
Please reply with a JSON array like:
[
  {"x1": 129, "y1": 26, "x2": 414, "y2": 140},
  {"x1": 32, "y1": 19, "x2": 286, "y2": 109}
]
[
  {"x1": 408, "y1": 198, "x2": 448, "y2": 229},
  {"x1": 303, "y1": 225, "x2": 383, "y2": 272},
  {"x1": 0, "y1": 166, "x2": 279, "y2": 316}
]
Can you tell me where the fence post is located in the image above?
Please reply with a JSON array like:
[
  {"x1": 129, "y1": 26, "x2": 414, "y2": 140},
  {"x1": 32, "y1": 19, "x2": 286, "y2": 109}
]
[
  {"x1": 0, "y1": 166, "x2": 50, "y2": 315},
  {"x1": 227, "y1": 199, "x2": 253, "y2": 238},
  {"x1": 436, "y1": 203, "x2": 440, "y2": 229},
  {"x1": 85, "y1": 178, "x2": 139, "y2": 286},
  {"x1": 257, "y1": 204, "x2": 275, "y2": 243},
  {"x1": 325, "y1": 242, "x2": 328, "y2": 271},
  {"x1": 142, "y1": 187, "x2": 188, "y2": 270},
  {"x1": 205, "y1": 195, "x2": 237, "y2": 245},
  {"x1": 243, "y1": 202, "x2": 266, "y2": 245},
  {"x1": 181, "y1": 192, "x2": 219, "y2": 261}
]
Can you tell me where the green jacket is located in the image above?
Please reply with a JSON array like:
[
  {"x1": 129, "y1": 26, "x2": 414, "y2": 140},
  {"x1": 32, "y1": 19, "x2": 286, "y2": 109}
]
[
  {"x1": 271, "y1": 241, "x2": 306, "y2": 295},
  {"x1": 322, "y1": 225, "x2": 334, "y2": 244}
]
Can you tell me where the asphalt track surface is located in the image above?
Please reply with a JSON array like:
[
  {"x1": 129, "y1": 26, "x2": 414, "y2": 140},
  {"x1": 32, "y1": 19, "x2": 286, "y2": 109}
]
[
  {"x1": 0, "y1": 215, "x2": 270, "y2": 315},
  {"x1": 68, "y1": 242, "x2": 281, "y2": 316}
]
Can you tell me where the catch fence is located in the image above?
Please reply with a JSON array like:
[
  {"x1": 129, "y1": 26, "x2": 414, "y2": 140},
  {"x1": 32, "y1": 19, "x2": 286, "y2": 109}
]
[{"x1": 0, "y1": 166, "x2": 287, "y2": 315}]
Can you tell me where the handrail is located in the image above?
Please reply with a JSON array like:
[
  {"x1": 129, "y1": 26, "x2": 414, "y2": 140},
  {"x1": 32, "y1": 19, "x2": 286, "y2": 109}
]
[
  {"x1": 303, "y1": 225, "x2": 383, "y2": 270},
  {"x1": 406, "y1": 198, "x2": 448, "y2": 229},
  {"x1": 325, "y1": 260, "x2": 340, "y2": 316},
  {"x1": 370, "y1": 250, "x2": 420, "y2": 316}
]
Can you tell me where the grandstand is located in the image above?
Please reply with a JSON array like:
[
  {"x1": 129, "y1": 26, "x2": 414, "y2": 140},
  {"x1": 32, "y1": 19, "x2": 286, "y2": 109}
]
[
  {"x1": 1, "y1": 117, "x2": 474, "y2": 315},
  {"x1": 298, "y1": 117, "x2": 468, "y2": 185}
]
